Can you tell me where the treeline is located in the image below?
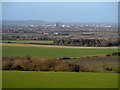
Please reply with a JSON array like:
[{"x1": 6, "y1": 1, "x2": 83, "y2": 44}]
[{"x1": 54, "y1": 39, "x2": 120, "y2": 47}]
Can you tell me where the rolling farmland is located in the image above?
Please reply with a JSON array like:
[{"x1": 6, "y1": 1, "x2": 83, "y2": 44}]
[
  {"x1": 2, "y1": 2, "x2": 119, "y2": 88},
  {"x1": 2, "y1": 44, "x2": 119, "y2": 88}
]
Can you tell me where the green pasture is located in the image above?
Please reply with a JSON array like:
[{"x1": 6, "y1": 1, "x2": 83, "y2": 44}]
[
  {"x1": 0, "y1": 71, "x2": 2, "y2": 89},
  {"x1": 2, "y1": 45, "x2": 118, "y2": 57},
  {"x1": 2, "y1": 40, "x2": 54, "y2": 44},
  {"x1": 2, "y1": 71, "x2": 118, "y2": 88}
]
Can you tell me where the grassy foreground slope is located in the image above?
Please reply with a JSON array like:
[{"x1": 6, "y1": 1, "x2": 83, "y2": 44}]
[
  {"x1": 3, "y1": 71, "x2": 118, "y2": 88},
  {"x1": 2, "y1": 45, "x2": 118, "y2": 57},
  {"x1": 0, "y1": 71, "x2": 2, "y2": 89}
]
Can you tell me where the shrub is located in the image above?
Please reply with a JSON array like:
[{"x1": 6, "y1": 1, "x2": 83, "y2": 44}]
[
  {"x1": 68, "y1": 63, "x2": 80, "y2": 72},
  {"x1": 112, "y1": 52, "x2": 120, "y2": 56},
  {"x1": 2, "y1": 56, "x2": 118, "y2": 72},
  {"x1": 60, "y1": 57, "x2": 71, "y2": 60},
  {"x1": 3, "y1": 60, "x2": 13, "y2": 70},
  {"x1": 55, "y1": 61, "x2": 69, "y2": 71}
]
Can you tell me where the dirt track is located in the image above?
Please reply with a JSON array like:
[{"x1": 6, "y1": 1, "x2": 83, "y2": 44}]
[{"x1": 1, "y1": 43, "x2": 119, "y2": 49}]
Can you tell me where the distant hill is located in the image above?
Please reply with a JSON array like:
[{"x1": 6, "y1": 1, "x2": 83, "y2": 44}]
[
  {"x1": 2, "y1": 20, "x2": 117, "y2": 26},
  {"x1": 2, "y1": 20, "x2": 54, "y2": 25}
]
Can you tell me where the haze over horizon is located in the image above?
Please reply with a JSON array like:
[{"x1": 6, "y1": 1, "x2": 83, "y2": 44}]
[{"x1": 2, "y1": 2, "x2": 118, "y2": 23}]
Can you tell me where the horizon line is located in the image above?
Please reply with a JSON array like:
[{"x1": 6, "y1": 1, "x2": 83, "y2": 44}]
[{"x1": 2, "y1": 20, "x2": 118, "y2": 23}]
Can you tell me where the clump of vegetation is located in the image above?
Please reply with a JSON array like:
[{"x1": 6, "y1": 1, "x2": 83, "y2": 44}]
[
  {"x1": 2, "y1": 56, "x2": 119, "y2": 73},
  {"x1": 54, "y1": 38, "x2": 120, "y2": 47},
  {"x1": 60, "y1": 57, "x2": 71, "y2": 60},
  {"x1": 112, "y1": 52, "x2": 120, "y2": 56}
]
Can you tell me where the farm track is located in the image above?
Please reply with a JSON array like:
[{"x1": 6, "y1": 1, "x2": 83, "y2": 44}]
[{"x1": 1, "y1": 43, "x2": 119, "y2": 49}]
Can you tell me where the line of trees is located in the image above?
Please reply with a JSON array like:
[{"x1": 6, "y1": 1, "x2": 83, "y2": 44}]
[{"x1": 54, "y1": 39, "x2": 120, "y2": 47}]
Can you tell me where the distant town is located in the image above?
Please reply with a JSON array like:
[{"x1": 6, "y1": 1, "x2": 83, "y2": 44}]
[
  {"x1": 2, "y1": 21, "x2": 118, "y2": 39},
  {"x1": 1, "y1": 20, "x2": 119, "y2": 47}
]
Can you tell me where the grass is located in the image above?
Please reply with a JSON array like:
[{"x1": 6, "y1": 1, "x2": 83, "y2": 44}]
[
  {"x1": 2, "y1": 71, "x2": 118, "y2": 88},
  {"x1": 0, "y1": 71, "x2": 2, "y2": 89},
  {"x1": 2, "y1": 40, "x2": 54, "y2": 44},
  {"x1": 2, "y1": 45, "x2": 118, "y2": 57}
]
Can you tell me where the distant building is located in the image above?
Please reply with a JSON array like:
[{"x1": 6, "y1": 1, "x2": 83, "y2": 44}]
[
  {"x1": 61, "y1": 25, "x2": 65, "y2": 27},
  {"x1": 55, "y1": 23, "x2": 59, "y2": 28},
  {"x1": 30, "y1": 25, "x2": 34, "y2": 27},
  {"x1": 42, "y1": 32, "x2": 49, "y2": 35},
  {"x1": 54, "y1": 32, "x2": 59, "y2": 35}
]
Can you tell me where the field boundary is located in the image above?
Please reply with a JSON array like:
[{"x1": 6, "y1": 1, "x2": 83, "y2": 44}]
[{"x1": 1, "y1": 43, "x2": 119, "y2": 49}]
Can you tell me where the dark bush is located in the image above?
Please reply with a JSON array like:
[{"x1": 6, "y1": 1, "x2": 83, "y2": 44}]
[
  {"x1": 112, "y1": 52, "x2": 120, "y2": 56},
  {"x1": 69, "y1": 63, "x2": 80, "y2": 72},
  {"x1": 106, "y1": 67, "x2": 112, "y2": 71},
  {"x1": 11, "y1": 64, "x2": 24, "y2": 71},
  {"x1": 60, "y1": 57, "x2": 71, "y2": 60},
  {"x1": 106, "y1": 54, "x2": 111, "y2": 56}
]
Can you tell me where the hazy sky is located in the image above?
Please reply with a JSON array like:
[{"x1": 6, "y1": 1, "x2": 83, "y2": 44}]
[{"x1": 2, "y1": 2, "x2": 118, "y2": 23}]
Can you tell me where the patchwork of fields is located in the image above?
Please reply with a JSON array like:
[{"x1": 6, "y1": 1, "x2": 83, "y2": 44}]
[{"x1": 2, "y1": 43, "x2": 119, "y2": 88}]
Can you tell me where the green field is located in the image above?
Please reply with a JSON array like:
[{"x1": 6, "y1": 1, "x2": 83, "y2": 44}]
[
  {"x1": 2, "y1": 71, "x2": 118, "y2": 88},
  {"x1": 2, "y1": 45, "x2": 118, "y2": 57},
  {"x1": 2, "y1": 40, "x2": 54, "y2": 44},
  {"x1": 0, "y1": 71, "x2": 2, "y2": 89}
]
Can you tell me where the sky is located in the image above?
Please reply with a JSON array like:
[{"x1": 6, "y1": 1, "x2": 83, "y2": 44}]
[
  {"x1": 1, "y1": 0, "x2": 119, "y2": 2},
  {"x1": 2, "y1": 2, "x2": 118, "y2": 23}
]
